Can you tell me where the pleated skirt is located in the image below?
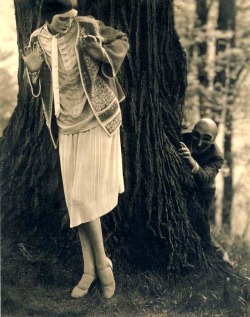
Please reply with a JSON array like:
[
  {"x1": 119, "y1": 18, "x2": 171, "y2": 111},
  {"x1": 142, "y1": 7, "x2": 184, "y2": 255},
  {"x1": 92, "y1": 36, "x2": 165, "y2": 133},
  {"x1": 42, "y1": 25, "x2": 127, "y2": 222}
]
[{"x1": 59, "y1": 125, "x2": 124, "y2": 227}]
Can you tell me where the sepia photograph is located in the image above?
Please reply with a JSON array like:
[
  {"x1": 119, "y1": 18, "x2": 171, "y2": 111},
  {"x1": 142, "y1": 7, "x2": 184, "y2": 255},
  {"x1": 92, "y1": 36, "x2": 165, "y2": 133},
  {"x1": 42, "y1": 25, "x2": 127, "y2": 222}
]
[{"x1": 1, "y1": 0, "x2": 250, "y2": 316}]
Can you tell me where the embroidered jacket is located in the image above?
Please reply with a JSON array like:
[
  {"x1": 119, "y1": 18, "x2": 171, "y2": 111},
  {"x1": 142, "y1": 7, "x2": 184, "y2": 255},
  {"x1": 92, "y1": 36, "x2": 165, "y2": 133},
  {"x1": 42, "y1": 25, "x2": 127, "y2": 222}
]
[{"x1": 27, "y1": 16, "x2": 129, "y2": 148}]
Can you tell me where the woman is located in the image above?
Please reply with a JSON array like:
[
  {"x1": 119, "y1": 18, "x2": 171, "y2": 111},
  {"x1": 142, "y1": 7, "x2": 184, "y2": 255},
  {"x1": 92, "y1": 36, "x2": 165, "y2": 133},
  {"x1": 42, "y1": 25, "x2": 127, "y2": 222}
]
[{"x1": 21, "y1": 0, "x2": 129, "y2": 299}]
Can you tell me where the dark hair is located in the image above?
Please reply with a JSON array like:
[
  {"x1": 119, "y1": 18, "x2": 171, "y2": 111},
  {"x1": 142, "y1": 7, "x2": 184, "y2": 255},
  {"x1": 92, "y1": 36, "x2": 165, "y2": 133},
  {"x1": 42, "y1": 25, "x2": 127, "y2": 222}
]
[{"x1": 41, "y1": 0, "x2": 77, "y2": 23}]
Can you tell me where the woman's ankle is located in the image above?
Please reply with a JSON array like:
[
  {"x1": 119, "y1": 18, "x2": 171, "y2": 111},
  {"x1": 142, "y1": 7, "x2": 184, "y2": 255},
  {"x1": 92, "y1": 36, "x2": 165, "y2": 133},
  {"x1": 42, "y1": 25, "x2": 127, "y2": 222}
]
[{"x1": 95, "y1": 256, "x2": 110, "y2": 270}]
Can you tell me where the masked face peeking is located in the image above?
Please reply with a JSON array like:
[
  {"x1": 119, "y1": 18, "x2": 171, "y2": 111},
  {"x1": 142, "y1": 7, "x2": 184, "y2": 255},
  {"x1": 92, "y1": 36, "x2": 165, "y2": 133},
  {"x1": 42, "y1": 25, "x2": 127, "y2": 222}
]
[{"x1": 191, "y1": 118, "x2": 218, "y2": 154}]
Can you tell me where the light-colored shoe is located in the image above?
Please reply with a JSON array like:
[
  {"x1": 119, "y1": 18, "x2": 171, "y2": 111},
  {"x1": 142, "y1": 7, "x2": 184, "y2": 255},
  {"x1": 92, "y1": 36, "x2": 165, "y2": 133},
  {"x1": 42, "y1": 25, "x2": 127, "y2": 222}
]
[
  {"x1": 97, "y1": 258, "x2": 116, "y2": 299},
  {"x1": 71, "y1": 273, "x2": 96, "y2": 298}
]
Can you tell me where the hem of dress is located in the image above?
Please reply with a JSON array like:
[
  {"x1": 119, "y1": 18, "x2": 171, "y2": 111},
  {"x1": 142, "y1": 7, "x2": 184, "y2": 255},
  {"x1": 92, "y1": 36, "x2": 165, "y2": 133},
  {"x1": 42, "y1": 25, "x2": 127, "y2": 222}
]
[{"x1": 69, "y1": 191, "x2": 124, "y2": 228}]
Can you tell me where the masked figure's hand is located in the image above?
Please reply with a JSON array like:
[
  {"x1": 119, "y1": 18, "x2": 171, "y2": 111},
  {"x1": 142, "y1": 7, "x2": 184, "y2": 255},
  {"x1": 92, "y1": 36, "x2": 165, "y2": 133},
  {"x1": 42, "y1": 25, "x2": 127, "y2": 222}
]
[{"x1": 178, "y1": 142, "x2": 197, "y2": 169}]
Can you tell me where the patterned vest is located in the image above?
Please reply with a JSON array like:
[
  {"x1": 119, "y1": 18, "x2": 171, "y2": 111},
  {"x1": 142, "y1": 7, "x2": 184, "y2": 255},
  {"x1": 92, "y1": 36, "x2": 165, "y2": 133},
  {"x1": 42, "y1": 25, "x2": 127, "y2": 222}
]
[{"x1": 29, "y1": 16, "x2": 128, "y2": 148}]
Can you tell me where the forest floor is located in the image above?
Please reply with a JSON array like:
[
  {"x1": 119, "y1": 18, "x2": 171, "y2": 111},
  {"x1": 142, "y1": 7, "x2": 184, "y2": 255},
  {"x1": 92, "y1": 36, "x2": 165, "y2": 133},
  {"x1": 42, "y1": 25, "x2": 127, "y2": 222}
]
[{"x1": 1, "y1": 229, "x2": 250, "y2": 317}]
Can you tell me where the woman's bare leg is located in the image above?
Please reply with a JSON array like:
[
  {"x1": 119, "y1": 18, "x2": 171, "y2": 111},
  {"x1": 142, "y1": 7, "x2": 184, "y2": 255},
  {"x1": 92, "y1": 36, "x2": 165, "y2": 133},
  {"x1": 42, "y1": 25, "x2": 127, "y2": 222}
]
[
  {"x1": 71, "y1": 225, "x2": 96, "y2": 298},
  {"x1": 83, "y1": 218, "x2": 109, "y2": 269},
  {"x1": 84, "y1": 218, "x2": 115, "y2": 298},
  {"x1": 78, "y1": 225, "x2": 96, "y2": 273}
]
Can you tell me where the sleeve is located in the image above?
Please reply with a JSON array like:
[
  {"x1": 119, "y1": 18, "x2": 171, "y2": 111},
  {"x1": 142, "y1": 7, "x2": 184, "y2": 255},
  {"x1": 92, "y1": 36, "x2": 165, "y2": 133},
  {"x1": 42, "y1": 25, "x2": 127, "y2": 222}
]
[
  {"x1": 25, "y1": 68, "x2": 41, "y2": 97},
  {"x1": 98, "y1": 20, "x2": 129, "y2": 78},
  {"x1": 194, "y1": 156, "x2": 224, "y2": 187}
]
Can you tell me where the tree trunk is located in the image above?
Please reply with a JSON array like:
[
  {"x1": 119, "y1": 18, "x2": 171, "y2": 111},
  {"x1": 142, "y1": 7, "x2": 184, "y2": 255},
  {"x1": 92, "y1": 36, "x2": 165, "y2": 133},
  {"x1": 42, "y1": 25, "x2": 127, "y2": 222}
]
[
  {"x1": 195, "y1": 0, "x2": 209, "y2": 96},
  {"x1": 216, "y1": 0, "x2": 236, "y2": 228},
  {"x1": 1, "y1": 0, "x2": 222, "y2": 273}
]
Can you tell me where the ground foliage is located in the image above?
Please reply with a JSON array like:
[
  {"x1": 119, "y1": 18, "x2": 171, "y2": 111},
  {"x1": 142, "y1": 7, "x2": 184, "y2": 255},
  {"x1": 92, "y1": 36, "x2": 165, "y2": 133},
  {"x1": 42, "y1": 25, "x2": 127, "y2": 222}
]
[{"x1": 1, "y1": 231, "x2": 250, "y2": 317}]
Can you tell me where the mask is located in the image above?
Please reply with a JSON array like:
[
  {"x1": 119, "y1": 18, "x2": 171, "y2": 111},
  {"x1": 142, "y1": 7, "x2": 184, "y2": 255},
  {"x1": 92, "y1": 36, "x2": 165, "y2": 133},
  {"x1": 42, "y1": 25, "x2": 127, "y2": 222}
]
[{"x1": 191, "y1": 118, "x2": 218, "y2": 154}]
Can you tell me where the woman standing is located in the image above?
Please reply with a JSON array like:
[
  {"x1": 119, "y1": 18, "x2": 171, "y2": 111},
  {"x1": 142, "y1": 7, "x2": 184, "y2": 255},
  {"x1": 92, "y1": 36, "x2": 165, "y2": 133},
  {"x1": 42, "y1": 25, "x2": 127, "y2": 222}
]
[{"x1": 21, "y1": 0, "x2": 129, "y2": 299}]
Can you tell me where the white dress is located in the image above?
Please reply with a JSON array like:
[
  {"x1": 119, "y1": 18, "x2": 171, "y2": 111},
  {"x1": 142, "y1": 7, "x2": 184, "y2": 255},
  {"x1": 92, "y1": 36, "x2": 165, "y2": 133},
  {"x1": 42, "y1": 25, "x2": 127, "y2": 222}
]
[{"x1": 39, "y1": 21, "x2": 124, "y2": 227}]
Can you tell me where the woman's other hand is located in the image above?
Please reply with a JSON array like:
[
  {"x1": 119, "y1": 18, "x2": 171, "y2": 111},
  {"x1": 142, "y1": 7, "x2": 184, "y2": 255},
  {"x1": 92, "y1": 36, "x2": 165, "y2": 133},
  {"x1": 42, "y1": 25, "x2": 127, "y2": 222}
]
[{"x1": 20, "y1": 43, "x2": 44, "y2": 73}]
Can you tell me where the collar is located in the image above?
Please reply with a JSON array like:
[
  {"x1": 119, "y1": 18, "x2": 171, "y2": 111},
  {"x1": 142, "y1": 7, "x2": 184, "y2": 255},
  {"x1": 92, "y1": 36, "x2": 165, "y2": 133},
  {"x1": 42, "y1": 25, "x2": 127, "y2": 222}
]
[{"x1": 40, "y1": 19, "x2": 77, "y2": 39}]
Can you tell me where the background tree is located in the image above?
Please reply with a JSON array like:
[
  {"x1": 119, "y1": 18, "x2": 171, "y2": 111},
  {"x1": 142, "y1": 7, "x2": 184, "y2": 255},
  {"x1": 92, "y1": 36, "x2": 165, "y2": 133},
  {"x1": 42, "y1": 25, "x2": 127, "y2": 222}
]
[
  {"x1": 1, "y1": 0, "x2": 238, "y2": 275},
  {"x1": 214, "y1": 0, "x2": 236, "y2": 228}
]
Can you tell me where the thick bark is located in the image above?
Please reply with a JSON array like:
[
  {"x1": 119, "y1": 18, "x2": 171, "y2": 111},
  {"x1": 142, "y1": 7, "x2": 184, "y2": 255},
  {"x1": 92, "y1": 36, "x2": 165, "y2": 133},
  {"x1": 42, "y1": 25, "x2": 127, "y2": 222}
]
[{"x1": 1, "y1": 0, "x2": 220, "y2": 273}]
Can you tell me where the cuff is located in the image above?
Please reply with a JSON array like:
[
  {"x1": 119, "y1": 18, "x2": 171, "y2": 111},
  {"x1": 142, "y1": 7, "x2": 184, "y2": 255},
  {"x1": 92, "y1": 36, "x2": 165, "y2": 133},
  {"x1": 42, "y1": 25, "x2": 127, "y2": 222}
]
[
  {"x1": 101, "y1": 48, "x2": 116, "y2": 79},
  {"x1": 26, "y1": 68, "x2": 41, "y2": 97},
  {"x1": 191, "y1": 161, "x2": 199, "y2": 174}
]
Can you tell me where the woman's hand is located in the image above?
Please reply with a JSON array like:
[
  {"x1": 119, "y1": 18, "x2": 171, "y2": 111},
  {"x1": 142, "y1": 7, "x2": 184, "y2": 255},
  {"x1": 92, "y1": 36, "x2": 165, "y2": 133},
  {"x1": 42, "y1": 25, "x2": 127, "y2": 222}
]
[
  {"x1": 178, "y1": 142, "x2": 196, "y2": 169},
  {"x1": 82, "y1": 35, "x2": 107, "y2": 62},
  {"x1": 20, "y1": 43, "x2": 44, "y2": 73}
]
